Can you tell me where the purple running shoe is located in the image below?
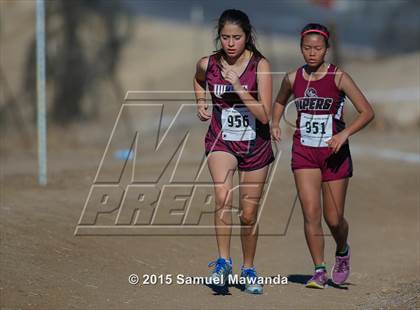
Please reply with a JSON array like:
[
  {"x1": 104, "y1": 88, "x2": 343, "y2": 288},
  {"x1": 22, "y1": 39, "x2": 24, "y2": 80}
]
[
  {"x1": 306, "y1": 269, "x2": 328, "y2": 289},
  {"x1": 331, "y1": 245, "x2": 351, "y2": 285}
]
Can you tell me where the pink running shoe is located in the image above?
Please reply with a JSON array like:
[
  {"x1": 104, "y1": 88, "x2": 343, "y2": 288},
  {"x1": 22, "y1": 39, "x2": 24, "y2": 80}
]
[
  {"x1": 306, "y1": 269, "x2": 328, "y2": 289},
  {"x1": 331, "y1": 245, "x2": 351, "y2": 285}
]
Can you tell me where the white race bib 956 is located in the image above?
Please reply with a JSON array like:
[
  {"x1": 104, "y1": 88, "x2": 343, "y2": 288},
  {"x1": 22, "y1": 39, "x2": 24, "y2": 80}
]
[
  {"x1": 299, "y1": 113, "x2": 333, "y2": 147},
  {"x1": 221, "y1": 107, "x2": 256, "y2": 141}
]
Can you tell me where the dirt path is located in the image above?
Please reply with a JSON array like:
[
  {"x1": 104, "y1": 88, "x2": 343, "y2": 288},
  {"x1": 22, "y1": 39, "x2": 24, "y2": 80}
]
[{"x1": 1, "y1": 129, "x2": 419, "y2": 310}]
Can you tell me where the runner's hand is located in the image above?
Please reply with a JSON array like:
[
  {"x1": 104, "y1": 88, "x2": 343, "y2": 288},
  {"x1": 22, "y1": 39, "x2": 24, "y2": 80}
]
[
  {"x1": 196, "y1": 100, "x2": 211, "y2": 121},
  {"x1": 271, "y1": 126, "x2": 281, "y2": 142},
  {"x1": 326, "y1": 131, "x2": 349, "y2": 153},
  {"x1": 222, "y1": 70, "x2": 241, "y2": 89}
]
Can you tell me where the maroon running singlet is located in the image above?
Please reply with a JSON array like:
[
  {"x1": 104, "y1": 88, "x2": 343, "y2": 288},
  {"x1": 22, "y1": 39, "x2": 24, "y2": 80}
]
[
  {"x1": 291, "y1": 64, "x2": 353, "y2": 181},
  {"x1": 204, "y1": 53, "x2": 274, "y2": 171}
]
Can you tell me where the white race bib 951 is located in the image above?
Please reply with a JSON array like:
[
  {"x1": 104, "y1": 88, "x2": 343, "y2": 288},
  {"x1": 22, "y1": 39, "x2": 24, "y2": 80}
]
[
  {"x1": 221, "y1": 107, "x2": 256, "y2": 141},
  {"x1": 300, "y1": 113, "x2": 333, "y2": 147}
]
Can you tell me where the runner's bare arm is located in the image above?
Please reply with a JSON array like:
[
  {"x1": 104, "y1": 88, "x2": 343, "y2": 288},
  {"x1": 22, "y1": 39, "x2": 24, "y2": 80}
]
[
  {"x1": 227, "y1": 58, "x2": 272, "y2": 124},
  {"x1": 270, "y1": 72, "x2": 294, "y2": 142},
  {"x1": 193, "y1": 57, "x2": 208, "y2": 101},
  {"x1": 272, "y1": 73, "x2": 294, "y2": 126},
  {"x1": 326, "y1": 70, "x2": 375, "y2": 153},
  {"x1": 336, "y1": 70, "x2": 375, "y2": 137},
  {"x1": 194, "y1": 57, "x2": 211, "y2": 121}
]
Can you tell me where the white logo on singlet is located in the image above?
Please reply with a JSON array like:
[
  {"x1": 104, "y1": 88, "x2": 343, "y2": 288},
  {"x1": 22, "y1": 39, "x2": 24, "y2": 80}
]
[
  {"x1": 214, "y1": 84, "x2": 248, "y2": 99},
  {"x1": 304, "y1": 87, "x2": 317, "y2": 97}
]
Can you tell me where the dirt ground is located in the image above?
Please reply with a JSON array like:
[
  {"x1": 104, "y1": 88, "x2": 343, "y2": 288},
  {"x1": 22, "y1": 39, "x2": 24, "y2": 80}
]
[{"x1": 1, "y1": 122, "x2": 419, "y2": 310}]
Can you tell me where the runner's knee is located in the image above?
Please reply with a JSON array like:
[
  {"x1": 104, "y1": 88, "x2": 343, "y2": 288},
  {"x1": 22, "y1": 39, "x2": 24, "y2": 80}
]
[
  {"x1": 240, "y1": 211, "x2": 257, "y2": 226},
  {"x1": 302, "y1": 206, "x2": 322, "y2": 225},
  {"x1": 214, "y1": 188, "x2": 232, "y2": 209},
  {"x1": 324, "y1": 213, "x2": 344, "y2": 231}
]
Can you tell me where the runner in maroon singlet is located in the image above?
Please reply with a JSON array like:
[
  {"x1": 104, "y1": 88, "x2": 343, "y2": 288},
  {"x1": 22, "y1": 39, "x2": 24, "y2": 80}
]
[
  {"x1": 193, "y1": 9, "x2": 273, "y2": 294},
  {"x1": 271, "y1": 23, "x2": 374, "y2": 288}
]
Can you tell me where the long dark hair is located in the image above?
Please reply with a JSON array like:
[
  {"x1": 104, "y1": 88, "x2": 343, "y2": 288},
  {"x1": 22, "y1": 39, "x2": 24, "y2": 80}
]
[
  {"x1": 214, "y1": 9, "x2": 264, "y2": 65},
  {"x1": 300, "y1": 23, "x2": 330, "y2": 48}
]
